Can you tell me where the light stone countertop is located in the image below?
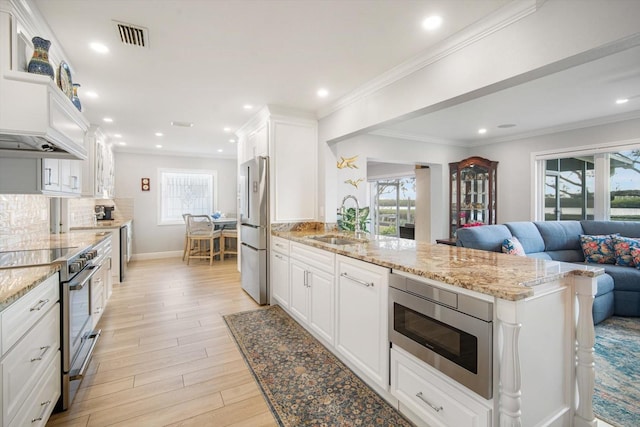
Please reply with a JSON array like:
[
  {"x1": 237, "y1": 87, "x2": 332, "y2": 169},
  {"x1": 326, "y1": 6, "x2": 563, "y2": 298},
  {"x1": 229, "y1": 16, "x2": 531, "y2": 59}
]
[
  {"x1": 0, "y1": 231, "x2": 112, "y2": 312},
  {"x1": 272, "y1": 229, "x2": 604, "y2": 301},
  {"x1": 71, "y1": 218, "x2": 132, "y2": 230}
]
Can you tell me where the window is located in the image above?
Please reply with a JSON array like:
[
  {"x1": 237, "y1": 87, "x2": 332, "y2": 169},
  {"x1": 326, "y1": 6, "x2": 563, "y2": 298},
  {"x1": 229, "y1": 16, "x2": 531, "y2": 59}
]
[
  {"x1": 370, "y1": 176, "x2": 416, "y2": 237},
  {"x1": 536, "y1": 144, "x2": 640, "y2": 221},
  {"x1": 158, "y1": 169, "x2": 217, "y2": 225}
]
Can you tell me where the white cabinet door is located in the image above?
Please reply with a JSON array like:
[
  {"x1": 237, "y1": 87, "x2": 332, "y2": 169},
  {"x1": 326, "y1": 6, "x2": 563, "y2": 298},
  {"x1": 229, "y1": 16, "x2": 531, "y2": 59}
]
[
  {"x1": 289, "y1": 259, "x2": 309, "y2": 322},
  {"x1": 271, "y1": 251, "x2": 290, "y2": 308},
  {"x1": 336, "y1": 256, "x2": 389, "y2": 389},
  {"x1": 309, "y1": 267, "x2": 334, "y2": 345},
  {"x1": 42, "y1": 159, "x2": 61, "y2": 192},
  {"x1": 59, "y1": 160, "x2": 81, "y2": 194},
  {"x1": 271, "y1": 120, "x2": 316, "y2": 222}
]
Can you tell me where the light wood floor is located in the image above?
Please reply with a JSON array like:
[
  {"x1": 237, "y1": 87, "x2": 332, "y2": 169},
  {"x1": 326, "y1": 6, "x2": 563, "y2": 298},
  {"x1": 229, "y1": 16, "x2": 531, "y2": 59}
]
[{"x1": 47, "y1": 257, "x2": 278, "y2": 427}]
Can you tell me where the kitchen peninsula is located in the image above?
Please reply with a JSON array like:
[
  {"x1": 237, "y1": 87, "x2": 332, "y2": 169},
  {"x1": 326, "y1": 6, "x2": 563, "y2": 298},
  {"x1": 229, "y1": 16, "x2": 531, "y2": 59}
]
[{"x1": 272, "y1": 228, "x2": 601, "y2": 427}]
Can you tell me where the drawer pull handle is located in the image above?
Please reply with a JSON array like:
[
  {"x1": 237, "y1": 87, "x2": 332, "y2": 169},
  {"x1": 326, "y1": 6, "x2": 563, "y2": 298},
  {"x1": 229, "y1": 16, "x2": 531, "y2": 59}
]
[
  {"x1": 31, "y1": 400, "x2": 51, "y2": 423},
  {"x1": 30, "y1": 346, "x2": 50, "y2": 362},
  {"x1": 340, "y1": 272, "x2": 373, "y2": 287},
  {"x1": 416, "y1": 392, "x2": 443, "y2": 413},
  {"x1": 275, "y1": 254, "x2": 285, "y2": 260},
  {"x1": 29, "y1": 299, "x2": 49, "y2": 312},
  {"x1": 275, "y1": 243, "x2": 285, "y2": 248}
]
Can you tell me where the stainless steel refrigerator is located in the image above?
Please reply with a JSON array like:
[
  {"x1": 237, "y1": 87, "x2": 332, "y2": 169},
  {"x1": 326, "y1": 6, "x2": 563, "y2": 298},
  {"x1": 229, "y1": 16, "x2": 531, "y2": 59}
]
[{"x1": 239, "y1": 156, "x2": 269, "y2": 305}]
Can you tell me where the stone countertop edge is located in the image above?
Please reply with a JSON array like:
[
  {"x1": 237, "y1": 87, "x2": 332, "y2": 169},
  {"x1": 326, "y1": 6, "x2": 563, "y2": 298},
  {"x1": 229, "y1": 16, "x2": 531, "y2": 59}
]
[
  {"x1": 272, "y1": 229, "x2": 604, "y2": 301},
  {"x1": 0, "y1": 231, "x2": 112, "y2": 312},
  {"x1": 70, "y1": 218, "x2": 133, "y2": 230}
]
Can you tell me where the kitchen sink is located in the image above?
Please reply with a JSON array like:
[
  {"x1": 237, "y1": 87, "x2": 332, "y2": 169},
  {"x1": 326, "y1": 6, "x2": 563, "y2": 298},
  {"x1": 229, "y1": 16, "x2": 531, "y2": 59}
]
[{"x1": 308, "y1": 234, "x2": 366, "y2": 245}]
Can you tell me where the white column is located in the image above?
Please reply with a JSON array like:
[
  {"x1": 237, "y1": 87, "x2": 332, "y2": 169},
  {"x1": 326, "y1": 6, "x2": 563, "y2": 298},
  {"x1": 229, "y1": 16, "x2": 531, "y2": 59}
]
[
  {"x1": 497, "y1": 300, "x2": 522, "y2": 427},
  {"x1": 573, "y1": 275, "x2": 598, "y2": 427}
]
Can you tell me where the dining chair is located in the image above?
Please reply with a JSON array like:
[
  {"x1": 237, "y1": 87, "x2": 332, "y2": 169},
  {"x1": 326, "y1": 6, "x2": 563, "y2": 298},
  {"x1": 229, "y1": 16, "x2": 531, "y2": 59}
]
[
  {"x1": 186, "y1": 215, "x2": 221, "y2": 265},
  {"x1": 182, "y1": 213, "x2": 191, "y2": 261},
  {"x1": 221, "y1": 226, "x2": 238, "y2": 259}
]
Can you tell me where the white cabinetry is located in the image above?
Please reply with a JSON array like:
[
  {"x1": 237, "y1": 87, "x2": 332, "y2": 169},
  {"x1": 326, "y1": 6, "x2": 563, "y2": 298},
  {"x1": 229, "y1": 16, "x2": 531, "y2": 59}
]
[
  {"x1": 0, "y1": 273, "x2": 60, "y2": 427},
  {"x1": 336, "y1": 255, "x2": 390, "y2": 391},
  {"x1": 236, "y1": 106, "x2": 317, "y2": 223},
  {"x1": 289, "y1": 242, "x2": 335, "y2": 345},
  {"x1": 270, "y1": 236, "x2": 290, "y2": 308},
  {"x1": 82, "y1": 126, "x2": 115, "y2": 198},
  {"x1": 91, "y1": 235, "x2": 112, "y2": 328},
  {"x1": 0, "y1": 5, "x2": 89, "y2": 160},
  {"x1": 0, "y1": 157, "x2": 81, "y2": 196},
  {"x1": 391, "y1": 346, "x2": 491, "y2": 427}
]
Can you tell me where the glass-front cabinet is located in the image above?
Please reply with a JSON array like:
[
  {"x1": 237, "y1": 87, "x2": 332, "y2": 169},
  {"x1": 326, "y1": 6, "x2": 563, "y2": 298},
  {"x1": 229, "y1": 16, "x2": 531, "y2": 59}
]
[{"x1": 449, "y1": 156, "x2": 498, "y2": 238}]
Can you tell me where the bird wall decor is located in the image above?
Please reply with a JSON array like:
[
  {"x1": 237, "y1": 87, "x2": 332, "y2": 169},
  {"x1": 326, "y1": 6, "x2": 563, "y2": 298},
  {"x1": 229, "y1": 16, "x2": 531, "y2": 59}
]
[
  {"x1": 345, "y1": 178, "x2": 364, "y2": 188},
  {"x1": 337, "y1": 155, "x2": 358, "y2": 169}
]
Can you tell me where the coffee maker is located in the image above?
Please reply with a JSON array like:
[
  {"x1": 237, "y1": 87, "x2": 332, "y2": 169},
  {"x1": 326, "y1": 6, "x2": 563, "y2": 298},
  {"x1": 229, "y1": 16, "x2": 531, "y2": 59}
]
[{"x1": 95, "y1": 205, "x2": 115, "y2": 221}]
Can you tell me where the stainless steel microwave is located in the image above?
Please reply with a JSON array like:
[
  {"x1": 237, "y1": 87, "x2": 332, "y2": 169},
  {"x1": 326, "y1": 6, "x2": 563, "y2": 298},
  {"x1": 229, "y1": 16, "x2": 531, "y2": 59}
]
[{"x1": 388, "y1": 272, "x2": 494, "y2": 399}]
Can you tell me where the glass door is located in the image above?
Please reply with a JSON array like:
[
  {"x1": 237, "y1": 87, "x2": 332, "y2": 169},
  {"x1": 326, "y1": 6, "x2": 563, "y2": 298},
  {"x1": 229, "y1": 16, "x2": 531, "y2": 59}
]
[{"x1": 371, "y1": 176, "x2": 416, "y2": 238}]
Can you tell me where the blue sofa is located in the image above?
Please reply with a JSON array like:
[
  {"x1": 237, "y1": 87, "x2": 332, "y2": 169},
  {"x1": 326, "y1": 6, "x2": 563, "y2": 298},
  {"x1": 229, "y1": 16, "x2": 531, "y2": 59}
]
[{"x1": 456, "y1": 220, "x2": 640, "y2": 324}]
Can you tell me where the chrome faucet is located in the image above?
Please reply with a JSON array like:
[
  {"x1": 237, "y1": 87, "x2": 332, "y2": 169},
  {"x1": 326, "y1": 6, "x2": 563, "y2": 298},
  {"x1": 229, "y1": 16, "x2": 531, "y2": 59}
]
[{"x1": 341, "y1": 195, "x2": 361, "y2": 235}]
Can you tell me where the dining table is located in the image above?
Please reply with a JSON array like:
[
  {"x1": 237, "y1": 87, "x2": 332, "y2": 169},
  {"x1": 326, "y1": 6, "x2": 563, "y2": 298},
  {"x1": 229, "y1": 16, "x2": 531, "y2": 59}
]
[{"x1": 212, "y1": 217, "x2": 237, "y2": 230}]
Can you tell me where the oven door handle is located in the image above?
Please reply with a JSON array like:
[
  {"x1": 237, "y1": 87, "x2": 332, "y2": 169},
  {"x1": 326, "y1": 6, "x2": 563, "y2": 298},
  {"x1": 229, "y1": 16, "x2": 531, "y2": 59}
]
[
  {"x1": 69, "y1": 329, "x2": 101, "y2": 381},
  {"x1": 68, "y1": 264, "x2": 100, "y2": 291}
]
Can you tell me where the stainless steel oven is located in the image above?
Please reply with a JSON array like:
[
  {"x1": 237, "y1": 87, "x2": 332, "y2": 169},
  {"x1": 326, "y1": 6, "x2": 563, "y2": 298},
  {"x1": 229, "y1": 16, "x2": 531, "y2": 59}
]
[
  {"x1": 58, "y1": 245, "x2": 102, "y2": 411},
  {"x1": 389, "y1": 272, "x2": 494, "y2": 399}
]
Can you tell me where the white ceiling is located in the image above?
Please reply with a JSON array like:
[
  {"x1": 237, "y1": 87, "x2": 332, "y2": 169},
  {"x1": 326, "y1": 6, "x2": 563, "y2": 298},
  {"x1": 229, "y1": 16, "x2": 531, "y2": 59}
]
[
  {"x1": 32, "y1": 0, "x2": 511, "y2": 157},
  {"x1": 33, "y1": 0, "x2": 640, "y2": 158}
]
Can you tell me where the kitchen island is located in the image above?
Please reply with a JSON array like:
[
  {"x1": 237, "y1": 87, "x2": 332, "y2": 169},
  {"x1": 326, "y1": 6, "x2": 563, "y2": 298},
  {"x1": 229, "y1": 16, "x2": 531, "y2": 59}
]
[{"x1": 272, "y1": 228, "x2": 601, "y2": 427}]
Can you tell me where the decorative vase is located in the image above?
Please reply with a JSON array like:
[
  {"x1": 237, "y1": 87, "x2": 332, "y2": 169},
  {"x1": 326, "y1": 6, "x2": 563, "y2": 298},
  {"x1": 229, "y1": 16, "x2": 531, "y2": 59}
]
[
  {"x1": 27, "y1": 36, "x2": 54, "y2": 79},
  {"x1": 72, "y1": 83, "x2": 82, "y2": 111}
]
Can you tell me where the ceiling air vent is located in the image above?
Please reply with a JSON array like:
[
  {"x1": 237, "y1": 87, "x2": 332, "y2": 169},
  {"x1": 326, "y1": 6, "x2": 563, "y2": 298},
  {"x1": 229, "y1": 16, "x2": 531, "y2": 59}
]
[{"x1": 114, "y1": 21, "x2": 149, "y2": 48}]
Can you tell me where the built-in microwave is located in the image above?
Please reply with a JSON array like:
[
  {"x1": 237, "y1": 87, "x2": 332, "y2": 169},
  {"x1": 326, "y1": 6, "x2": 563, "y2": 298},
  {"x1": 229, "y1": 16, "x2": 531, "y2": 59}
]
[{"x1": 388, "y1": 272, "x2": 494, "y2": 399}]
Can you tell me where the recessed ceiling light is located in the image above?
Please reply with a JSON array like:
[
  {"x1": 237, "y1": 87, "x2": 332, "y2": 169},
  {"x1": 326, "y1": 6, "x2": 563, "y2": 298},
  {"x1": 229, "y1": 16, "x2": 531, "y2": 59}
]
[
  {"x1": 229, "y1": 139, "x2": 236, "y2": 143},
  {"x1": 223, "y1": 127, "x2": 232, "y2": 132},
  {"x1": 478, "y1": 128, "x2": 487, "y2": 135},
  {"x1": 217, "y1": 149, "x2": 223, "y2": 153},
  {"x1": 155, "y1": 132, "x2": 163, "y2": 137},
  {"x1": 155, "y1": 144, "x2": 162, "y2": 149},
  {"x1": 118, "y1": 141, "x2": 126, "y2": 146},
  {"x1": 170, "y1": 121, "x2": 194, "y2": 127},
  {"x1": 113, "y1": 134, "x2": 122, "y2": 138},
  {"x1": 616, "y1": 98, "x2": 629, "y2": 105},
  {"x1": 497, "y1": 123, "x2": 516, "y2": 129},
  {"x1": 422, "y1": 15, "x2": 442, "y2": 31},
  {"x1": 85, "y1": 91, "x2": 98, "y2": 99},
  {"x1": 317, "y1": 88, "x2": 329, "y2": 98},
  {"x1": 90, "y1": 42, "x2": 109, "y2": 54},
  {"x1": 243, "y1": 104, "x2": 253, "y2": 110},
  {"x1": 103, "y1": 117, "x2": 113, "y2": 123}
]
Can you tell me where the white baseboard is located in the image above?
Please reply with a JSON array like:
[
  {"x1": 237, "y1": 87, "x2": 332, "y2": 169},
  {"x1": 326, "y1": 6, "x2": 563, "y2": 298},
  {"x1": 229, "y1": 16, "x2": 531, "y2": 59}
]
[{"x1": 132, "y1": 250, "x2": 182, "y2": 261}]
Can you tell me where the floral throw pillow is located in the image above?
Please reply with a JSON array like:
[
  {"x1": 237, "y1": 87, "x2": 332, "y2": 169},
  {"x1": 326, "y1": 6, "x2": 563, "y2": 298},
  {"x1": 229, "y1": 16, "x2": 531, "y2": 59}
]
[
  {"x1": 579, "y1": 234, "x2": 617, "y2": 264},
  {"x1": 502, "y1": 237, "x2": 525, "y2": 256},
  {"x1": 612, "y1": 235, "x2": 640, "y2": 267},
  {"x1": 631, "y1": 248, "x2": 640, "y2": 270}
]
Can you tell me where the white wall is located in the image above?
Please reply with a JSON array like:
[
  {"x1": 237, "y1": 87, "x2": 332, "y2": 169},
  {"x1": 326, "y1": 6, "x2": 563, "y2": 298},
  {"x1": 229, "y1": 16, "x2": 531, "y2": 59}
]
[
  {"x1": 332, "y1": 134, "x2": 467, "y2": 239},
  {"x1": 318, "y1": 0, "x2": 640, "y2": 223},
  {"x1": 474, "y1": 117, "x2": 640, "y2": 223},
  {"x1": 114, "y1": 152, "x2": 237, "y2": 256}
]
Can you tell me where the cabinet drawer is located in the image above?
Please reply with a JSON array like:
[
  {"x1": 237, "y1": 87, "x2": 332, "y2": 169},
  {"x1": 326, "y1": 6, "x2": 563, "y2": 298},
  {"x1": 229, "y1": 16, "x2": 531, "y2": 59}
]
[
  {"x1": 2, "y1": 304, "x2": 60, "y2": 426},
  {"x1": 92, "y1": 280, "x2": 105, "y2": 317},
  {"x1": 290, "y1": 242, "x2": 334, "y2": 273},
  {"x1": 271, "y1": 236, "x2": 290, "y2": 255},
  {"x1": 1, "y1": 273, "x2": 59, "y2": 355},
  {"x1": 8, "y1": 351, "x2": 60, "y2": 427},
  {"x1": 391, "y1": 347, "x2": 491, "y2": 427}
]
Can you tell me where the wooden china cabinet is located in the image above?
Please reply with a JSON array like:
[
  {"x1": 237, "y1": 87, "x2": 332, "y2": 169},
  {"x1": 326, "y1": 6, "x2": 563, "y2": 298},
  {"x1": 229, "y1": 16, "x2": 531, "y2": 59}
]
[{"x1": 448, "y1": 156, "x2": 498, "y2": 239}]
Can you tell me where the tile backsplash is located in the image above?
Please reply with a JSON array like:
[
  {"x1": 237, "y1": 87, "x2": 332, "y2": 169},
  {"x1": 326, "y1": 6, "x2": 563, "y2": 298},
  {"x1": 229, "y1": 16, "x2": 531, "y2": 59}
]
[{"x1": 0, "y1": 195, "x2": 49, "y2": 247}]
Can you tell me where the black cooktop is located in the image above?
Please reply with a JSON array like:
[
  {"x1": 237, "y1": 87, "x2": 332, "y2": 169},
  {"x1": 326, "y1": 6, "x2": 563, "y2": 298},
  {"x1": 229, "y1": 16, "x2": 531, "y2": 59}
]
[{"x1": 0, "y1": 247, "x2": 78, "y2": 269}]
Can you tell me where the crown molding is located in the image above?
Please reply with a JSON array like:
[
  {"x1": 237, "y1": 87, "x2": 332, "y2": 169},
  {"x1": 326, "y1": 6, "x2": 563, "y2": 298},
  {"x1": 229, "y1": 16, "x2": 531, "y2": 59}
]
[
  {"x1": 113, "y1": 146, "x2": 237, "y2": 160},
  {"x1": 317, "y1": 0, "x2": 538, "y2": 119}
]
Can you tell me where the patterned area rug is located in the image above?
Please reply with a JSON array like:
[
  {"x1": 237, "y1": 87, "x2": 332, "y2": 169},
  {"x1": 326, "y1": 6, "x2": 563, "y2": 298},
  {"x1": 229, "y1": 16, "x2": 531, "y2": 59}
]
[
  {"x1": 593, "y1": 316, "x2": 640, "y2": 427},
  {"x1": 224, "y1": 305, "x2": 413, "y2": 427}
]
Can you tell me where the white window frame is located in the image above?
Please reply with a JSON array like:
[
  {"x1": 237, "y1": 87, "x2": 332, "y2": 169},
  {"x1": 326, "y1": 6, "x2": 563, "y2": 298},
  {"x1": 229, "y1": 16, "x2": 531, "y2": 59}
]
[
  {"x1": 532, "y1": 138, "x2": 640, "y2": 221},
  {"x1": 157, "y1": 168, "x2": 218, "y2": 225}
]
